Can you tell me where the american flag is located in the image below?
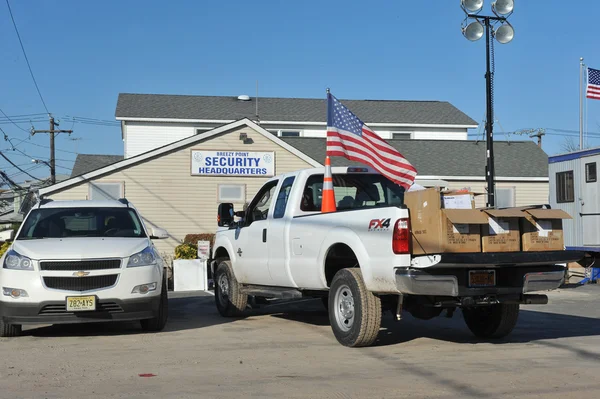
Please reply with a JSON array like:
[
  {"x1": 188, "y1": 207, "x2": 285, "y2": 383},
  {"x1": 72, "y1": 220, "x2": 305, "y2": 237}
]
[
  {"x1": 587, "y1": 67, "x2": 600, "y2": 100},
  {"x1": 326, "y1": 93, "x2": 417, "y2": 189}
]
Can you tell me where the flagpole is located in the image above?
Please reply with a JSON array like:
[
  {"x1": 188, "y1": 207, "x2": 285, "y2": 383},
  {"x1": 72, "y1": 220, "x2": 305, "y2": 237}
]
[{"x1": 580, "y1": 57, "x2": 585, "y2": 150}]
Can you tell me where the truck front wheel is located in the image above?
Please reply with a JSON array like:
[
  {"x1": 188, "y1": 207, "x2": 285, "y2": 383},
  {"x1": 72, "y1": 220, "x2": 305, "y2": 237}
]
[
  {"x1": 463, "y1": 304, "x2": 520, "y2": 339},
  {"x1": 214, "y1": 260, "x2": 247, "y2": 317},
  {"x1": 329, "y1": 268, "x2": 381, "y2": 347}
]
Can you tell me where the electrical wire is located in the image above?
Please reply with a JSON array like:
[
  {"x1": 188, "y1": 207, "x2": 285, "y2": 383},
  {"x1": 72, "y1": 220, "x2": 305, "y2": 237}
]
[
  {"x1": 5, "y1": 0, "x2": 50, "y2": 114},
  {"x1": 0, "y1": 150, "x2": 42, "y2": 181},
  {"x1": 0, "y1": 107, "x2": 37, "y2": 133}
]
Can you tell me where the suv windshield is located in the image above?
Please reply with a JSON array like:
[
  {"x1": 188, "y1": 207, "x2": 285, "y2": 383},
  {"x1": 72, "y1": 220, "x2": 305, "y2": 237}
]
[
  {"x1": 17, "y1": 207, "x2": 147, "y2": 239},
  {"x1": 300, "y1": 173, "x2": 405, "y2": 211}
]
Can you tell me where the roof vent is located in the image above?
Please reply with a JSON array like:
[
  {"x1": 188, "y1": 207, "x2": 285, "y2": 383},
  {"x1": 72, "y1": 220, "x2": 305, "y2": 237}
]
[{"x1": 237, "y1": 95, "x2": 251, "y2": 101}]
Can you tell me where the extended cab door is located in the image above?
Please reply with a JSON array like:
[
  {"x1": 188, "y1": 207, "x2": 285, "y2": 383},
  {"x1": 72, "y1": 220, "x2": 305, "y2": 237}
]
[
  {"x1": 232, "y1": 180, "x2": 278, "y2": 285},
  {"x1": 266, "y1": 176, "x2": 296, "y2": 287}
]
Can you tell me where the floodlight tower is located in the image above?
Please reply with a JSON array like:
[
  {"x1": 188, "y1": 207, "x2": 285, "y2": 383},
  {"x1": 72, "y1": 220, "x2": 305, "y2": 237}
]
[{"x1": 461, "y1": 0, "x2": 515, "y2": 208}]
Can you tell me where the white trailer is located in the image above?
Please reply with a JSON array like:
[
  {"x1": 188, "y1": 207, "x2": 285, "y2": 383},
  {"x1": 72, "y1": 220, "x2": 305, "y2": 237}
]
[{"x1": 549, "y1": 147, "x2": 600, "y2": 282}]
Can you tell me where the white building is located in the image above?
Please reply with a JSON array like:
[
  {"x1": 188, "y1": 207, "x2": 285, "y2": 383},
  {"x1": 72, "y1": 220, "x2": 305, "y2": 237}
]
[{"x1": 115, "y1": 93, "x2": 479, "y2": 158}]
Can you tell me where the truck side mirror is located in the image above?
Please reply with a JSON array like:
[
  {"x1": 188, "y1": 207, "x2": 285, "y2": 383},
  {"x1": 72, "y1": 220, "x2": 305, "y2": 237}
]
[{"x1": 218, "y1": 203, "x2": 234, "y2": 227}]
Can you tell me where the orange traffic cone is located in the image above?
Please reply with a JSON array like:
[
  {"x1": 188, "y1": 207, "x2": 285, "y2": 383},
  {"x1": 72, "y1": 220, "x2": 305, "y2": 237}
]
[{"x1": 321, "y1": 156, "x2": 337, "y2": 213}]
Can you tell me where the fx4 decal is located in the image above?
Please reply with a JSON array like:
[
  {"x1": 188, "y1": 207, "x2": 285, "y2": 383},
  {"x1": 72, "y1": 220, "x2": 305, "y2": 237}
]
[{"x1": 368, "y1": 218, "x2": 391, "y2": 231}]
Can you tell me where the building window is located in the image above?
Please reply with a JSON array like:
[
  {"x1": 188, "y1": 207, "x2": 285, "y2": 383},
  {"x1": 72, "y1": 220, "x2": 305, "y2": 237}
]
[
  {"x1": 279, "y1": 131, "x2": 301, "y2": 137},
  {"x1": 392, "y1": 132, "x2": 412, "y2": 140},
  {"x1": 586, "y1": 162, "x2": 597, "y2": 183},
  {"x1": 556, "y1": 171, "x2": 574, "y2": 203},
  {"x1": 89, "y1": 182, "x2": 123, "y2": 201},
  {"x1": 495, "y1": 187, "x2": 515, "y2": 208},
  {"x1": 218, "y1": 184, "x2": 246, "y2": 202}
]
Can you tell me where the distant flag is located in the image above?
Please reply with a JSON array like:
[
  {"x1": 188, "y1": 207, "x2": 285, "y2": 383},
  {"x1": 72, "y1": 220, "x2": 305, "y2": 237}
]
[
  {"x1": 326, "y1": 92, "x2": 417, "y2": 189},
  {"x1": 587, "y1": 67, "x2": 600, "y2": 100}
]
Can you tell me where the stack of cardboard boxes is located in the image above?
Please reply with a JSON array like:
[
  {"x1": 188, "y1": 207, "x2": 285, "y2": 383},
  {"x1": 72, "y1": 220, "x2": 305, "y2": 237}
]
[{"x1": 404, "y1": 188, "x2": 572, "y2": 255}]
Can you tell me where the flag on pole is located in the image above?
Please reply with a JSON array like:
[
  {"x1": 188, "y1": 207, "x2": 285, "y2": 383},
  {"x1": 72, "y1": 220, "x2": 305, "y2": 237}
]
[
  {"x1": 326, "y1": 93, "x2": 417, "y2": 189},
  {"x1": 587, "y1": 67, "x2": 600, "y2": 100}
]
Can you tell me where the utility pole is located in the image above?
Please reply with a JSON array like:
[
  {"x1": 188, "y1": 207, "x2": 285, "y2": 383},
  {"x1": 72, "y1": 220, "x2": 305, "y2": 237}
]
[
  {"x1": 31, "y1": 116, "x2": 72, "y2": 184},
  {"x1": 529, "y1": 128, "x2": 546, "y2": 148}
]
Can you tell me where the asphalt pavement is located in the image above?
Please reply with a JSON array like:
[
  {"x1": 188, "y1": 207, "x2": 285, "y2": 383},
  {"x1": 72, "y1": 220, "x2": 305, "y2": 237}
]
[{"x1": 1, "y1": 284, "x2": 599, "y2": 398}]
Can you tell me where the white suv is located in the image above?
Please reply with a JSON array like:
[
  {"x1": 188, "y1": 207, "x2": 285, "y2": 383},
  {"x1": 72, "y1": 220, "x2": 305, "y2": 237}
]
[{"x1": 0, "y1": 198, "x2": 169, "y2": 337}]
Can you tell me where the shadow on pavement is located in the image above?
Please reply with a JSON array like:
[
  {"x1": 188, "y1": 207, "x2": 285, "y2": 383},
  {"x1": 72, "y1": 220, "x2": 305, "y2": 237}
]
[
  {"x1": 23, "y1": 293, "x2": 233, "y2": 338},
  {"x1": 256, "y1": 298, "x2": 600, "y2": 348}
]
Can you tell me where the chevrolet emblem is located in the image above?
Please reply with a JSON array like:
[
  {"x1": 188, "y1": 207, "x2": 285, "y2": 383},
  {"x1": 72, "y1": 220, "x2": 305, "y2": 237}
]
[{"x1": 73, "y1": 271, "x2": 90, "y2": 277}]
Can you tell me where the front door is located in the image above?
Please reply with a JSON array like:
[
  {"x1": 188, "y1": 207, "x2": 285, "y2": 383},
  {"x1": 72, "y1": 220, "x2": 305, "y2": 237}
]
[
  {"x1": 232, "y1": 180, "x2": 278, "y2": 285},
  {"x1": 581, "y1": 159, "x2": 600, "y2": 246}
]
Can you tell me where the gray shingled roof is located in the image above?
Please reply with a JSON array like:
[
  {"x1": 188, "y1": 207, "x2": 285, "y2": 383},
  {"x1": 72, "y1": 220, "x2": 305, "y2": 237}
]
[
  {"x1": 115, "y1": 93, "x2": 478, "y2": 126},
  {"x1": 71, "y1": 154, "x2": 124, "y2": 177},
  {"x1": 281, "y1": 138, "x2": 548, "y2": 178}
]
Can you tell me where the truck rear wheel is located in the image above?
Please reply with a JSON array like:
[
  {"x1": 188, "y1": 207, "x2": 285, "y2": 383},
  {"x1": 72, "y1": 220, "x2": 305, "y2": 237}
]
[
  {"x1": 329, "y1": 268, "x2": 381, "y2": 347},
  {"x1": 0, "y1": 320, "x2": 21, "y2": 338},
  {"x1": 215, "y1": 260, "x2": 247, "y2": 317},
  {"x1": 463, "y1": 304, "x2": 520, "y2": 339}
]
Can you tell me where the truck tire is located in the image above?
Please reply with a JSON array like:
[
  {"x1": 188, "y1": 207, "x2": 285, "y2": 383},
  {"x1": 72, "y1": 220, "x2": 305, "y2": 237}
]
[
  {"x1": 140, "y1": 275, "x2": 169, "y2": 332},
  {"x1": 0, "y1": 320, "x2": 21, "y2": 338},
  {"x1": 214, "y1": 260, "x2": 247, "y2": 317},
  {"x1": 329, "y1": 268, "x2": 381, "y2": 347},
  {"x1": 463, "y1": 304, "x2": 520, "y2": 339}
]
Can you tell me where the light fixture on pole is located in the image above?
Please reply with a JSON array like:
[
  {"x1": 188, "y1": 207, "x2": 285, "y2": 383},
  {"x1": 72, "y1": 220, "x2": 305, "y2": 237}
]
[{"x1": 460, "y1": 0, "x2": 515, "y2": 208}]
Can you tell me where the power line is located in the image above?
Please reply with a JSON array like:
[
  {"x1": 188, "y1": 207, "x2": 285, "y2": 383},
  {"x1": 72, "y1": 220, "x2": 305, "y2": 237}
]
[
  {"x1": 0, "y1": 150, "x2": 42, "y2": 181},
  {"x1": 5, "y1": 0, "x2": 50, "y2": 114},
  {"x1": 0, "y1": 107, "x2": 35, "y2": 133}
]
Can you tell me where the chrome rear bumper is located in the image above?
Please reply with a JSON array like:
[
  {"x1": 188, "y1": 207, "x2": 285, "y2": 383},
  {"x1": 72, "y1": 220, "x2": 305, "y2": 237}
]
[{"x1": 395, "y1": 269, "x2": 565, "y2": 297}]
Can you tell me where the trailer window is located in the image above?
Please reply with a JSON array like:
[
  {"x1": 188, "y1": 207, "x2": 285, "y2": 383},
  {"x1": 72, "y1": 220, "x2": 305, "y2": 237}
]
[
  {"x1": 586, "y1": 162, "x2": 597, "y2": 183},
  {"x1": 556, "y1": 171, "x2": 574, "y2": 203}
]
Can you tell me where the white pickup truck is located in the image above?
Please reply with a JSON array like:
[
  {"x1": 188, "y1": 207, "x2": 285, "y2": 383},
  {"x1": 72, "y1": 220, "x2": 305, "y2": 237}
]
[{"x1": 211, "y1": 166, "x2": 584, "y2": 347}]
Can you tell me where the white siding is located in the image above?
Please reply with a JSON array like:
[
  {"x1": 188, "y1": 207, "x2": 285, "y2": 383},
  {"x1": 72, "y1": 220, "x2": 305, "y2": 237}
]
[
  {"x1": 443, "y1": 180, "x2": 549, "y2": 208},
  {"x1": 48, "y1": 125, "x2": 313, "y2": 256},
  {"x1": 125, "y1": 122, "x2": 196, "y2": 158},
  {"x1": 124, "y1": 121, "x2": 472, "y2": 157}
]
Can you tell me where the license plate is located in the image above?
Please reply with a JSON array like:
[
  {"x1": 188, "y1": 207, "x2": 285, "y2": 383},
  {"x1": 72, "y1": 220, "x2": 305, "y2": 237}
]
[
  {"x1": 66, "y1": 295, "x2": 96, "y2": 312},
  {"x1": 469, "y1": 270, "x2": 496, "y2": 287}
]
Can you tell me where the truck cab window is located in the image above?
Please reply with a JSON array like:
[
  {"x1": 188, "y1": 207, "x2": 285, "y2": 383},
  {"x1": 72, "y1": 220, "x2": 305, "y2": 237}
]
[
  {"x1": 300, "y1": 173, "x2": 405, "y2": 211},
  {"x1": 246, "y1": 181, "x2": 279, "y2": 224},
  {"x1": 273, "y1": 176, "x2": 295, "y2": 219}
]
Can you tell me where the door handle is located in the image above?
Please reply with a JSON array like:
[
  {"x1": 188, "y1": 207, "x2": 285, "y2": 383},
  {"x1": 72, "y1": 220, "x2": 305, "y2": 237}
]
[{"x1": 262, "y1": 228, "x2": 267, "y2": 243}]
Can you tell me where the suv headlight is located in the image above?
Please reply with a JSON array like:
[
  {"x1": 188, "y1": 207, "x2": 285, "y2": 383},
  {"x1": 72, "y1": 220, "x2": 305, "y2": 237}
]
[
  {"x1": 127, "y1": 246, "x2": 156, "y2": 267},
  {"x1": 3, "y1": 250, "x2": 34, "y2": 271}
]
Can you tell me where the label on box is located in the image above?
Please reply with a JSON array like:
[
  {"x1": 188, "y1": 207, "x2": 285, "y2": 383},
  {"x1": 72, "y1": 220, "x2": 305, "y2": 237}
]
[
  {"x1": 488, "y1": 217, "x2": 509, "y2": 235},
  {"x1": 452, "y1": 223, "x2": 470, "y2": 234},
  {"x1": 443, "y1": 195, "x2": 472, "y2": 209},
  {"x1": 535, "y1": 220, "x2": 552, "y2": 238}
]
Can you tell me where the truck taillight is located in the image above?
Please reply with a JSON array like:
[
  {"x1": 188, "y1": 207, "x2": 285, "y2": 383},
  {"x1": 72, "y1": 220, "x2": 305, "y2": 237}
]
[{"x1": 393, "y1": 218, "x2": 411, "y2": 255}]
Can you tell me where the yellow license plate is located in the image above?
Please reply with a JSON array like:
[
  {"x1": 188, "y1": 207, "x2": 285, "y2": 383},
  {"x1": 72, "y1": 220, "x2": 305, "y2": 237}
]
[
  {"x1": 469, "y1": 270, "x2": 496, "y2": 287},
  {"x1": 66, "y1": 296, "x2": 96, "y2": 312}
]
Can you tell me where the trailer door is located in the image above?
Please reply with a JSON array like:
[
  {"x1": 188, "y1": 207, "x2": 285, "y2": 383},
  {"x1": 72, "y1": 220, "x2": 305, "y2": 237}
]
[{"x1": 581, "y1": 160, "x2": 600, "y2": 246}]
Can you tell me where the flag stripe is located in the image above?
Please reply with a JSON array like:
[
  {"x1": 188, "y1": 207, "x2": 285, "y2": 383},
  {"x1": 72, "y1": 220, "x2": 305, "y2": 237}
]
[
  {"x1": 327, "y1": 130, "x2": 417, "y2": 175},
  {"x1": 326, "y1": 132, "x2": 417, "y2": 177},
  {"x1": 326, "y1": 136, "x2": 417, "y2": 183},
  {"x1": 361, "y1": 128, "x2": 417, "y2": 173},
  {"x1": 326, "y1": 149, "x2": 415, "y2": 187}
]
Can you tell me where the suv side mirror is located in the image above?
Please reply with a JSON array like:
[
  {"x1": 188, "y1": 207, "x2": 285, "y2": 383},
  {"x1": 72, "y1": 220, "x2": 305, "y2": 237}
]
[
  {"x1": 150, "y1": 227, "x2": 169, "y2": 239},
  {"x1": 218, "y1": 203, "x2": 234, "y2": 227}
]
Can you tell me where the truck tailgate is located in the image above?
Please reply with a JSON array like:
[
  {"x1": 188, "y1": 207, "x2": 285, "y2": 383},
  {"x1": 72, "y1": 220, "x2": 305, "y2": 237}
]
[{"x1": 412, "y1": 250, "x2": 585, "y2": 268}]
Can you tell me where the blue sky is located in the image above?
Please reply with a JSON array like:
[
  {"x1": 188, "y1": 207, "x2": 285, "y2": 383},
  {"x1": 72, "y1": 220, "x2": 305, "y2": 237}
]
[{"x1": 1, "y1": 0, "x2": 599, "y2": 182}]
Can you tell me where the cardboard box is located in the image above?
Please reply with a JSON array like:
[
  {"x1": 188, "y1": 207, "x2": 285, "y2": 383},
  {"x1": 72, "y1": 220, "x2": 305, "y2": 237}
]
[
  {"x1": 519, "y1": 208, "x2": 572, "y2": 251},
  {"x1": 405, "y1": 188, "x2": 488, "y2": 255},
  {"x1": 479, "y1": 208, "x2": 524, "y2": 253}
]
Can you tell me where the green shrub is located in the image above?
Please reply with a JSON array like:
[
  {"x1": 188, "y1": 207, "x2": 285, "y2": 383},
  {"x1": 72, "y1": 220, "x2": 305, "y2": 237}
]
[
  {"x1": 0, "y1": 241, "x2": 10, "y2": 258},
  {"x1": 174, "y1": 242, "x2": 198, "y2": 260},
  {"x1": 183, "y1": 233, "x2": 215, "y2": 249}
]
